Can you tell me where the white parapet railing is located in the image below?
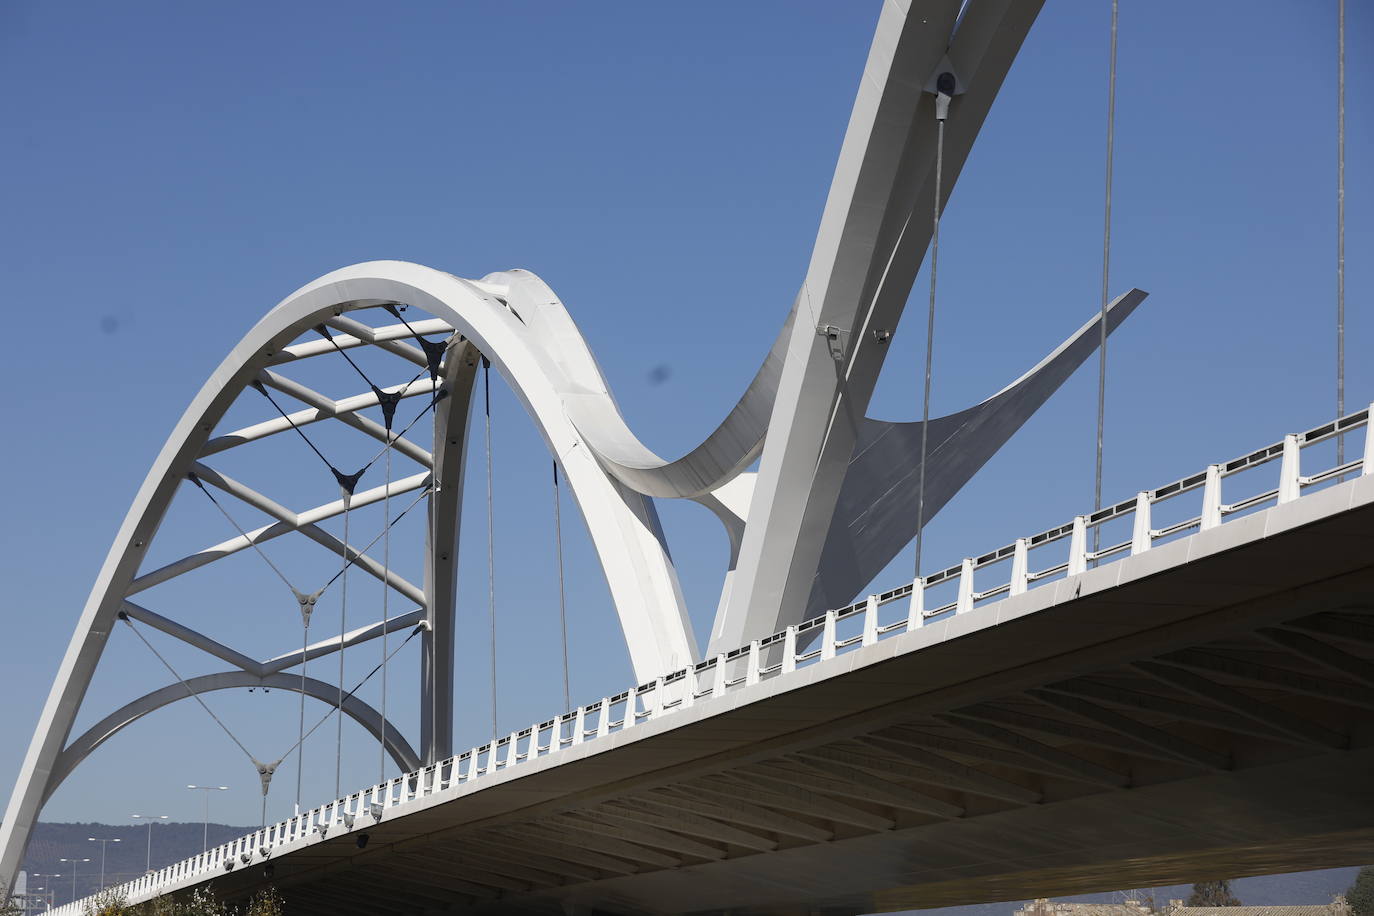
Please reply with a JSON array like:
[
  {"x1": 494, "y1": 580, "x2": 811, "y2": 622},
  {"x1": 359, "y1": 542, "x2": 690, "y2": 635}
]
[{"x1": 47, "y1": 405, "x2": 1374, "y2": 915}]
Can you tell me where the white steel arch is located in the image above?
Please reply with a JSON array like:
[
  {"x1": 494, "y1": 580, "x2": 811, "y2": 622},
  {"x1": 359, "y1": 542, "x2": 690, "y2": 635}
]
[
  {"x1": 0, "y1": 262, "x2": 702, "y2": 895},
  {"x1": 3, "y1": 1, "x2": 1163, "y2": 900}
]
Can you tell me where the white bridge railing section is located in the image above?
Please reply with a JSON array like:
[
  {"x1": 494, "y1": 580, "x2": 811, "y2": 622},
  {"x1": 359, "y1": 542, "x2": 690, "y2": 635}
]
[{"x1": 49, "y1": 407, "x2": 1374, "y2": 914}]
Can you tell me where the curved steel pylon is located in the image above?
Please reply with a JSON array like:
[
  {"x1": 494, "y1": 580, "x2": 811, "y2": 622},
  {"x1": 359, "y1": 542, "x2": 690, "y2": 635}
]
[{"x1": 4, "y1": 0, "x2": 1156, "y2": 896}]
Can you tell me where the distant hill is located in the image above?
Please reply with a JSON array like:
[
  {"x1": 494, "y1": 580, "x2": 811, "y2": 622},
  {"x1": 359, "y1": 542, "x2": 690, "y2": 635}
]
[
  {"x1": 18, "y1": 821, "x2": 252, "y2": 907},
  {"x1": 13, "y1": 821, "x2": 1368, "y2": 912}
]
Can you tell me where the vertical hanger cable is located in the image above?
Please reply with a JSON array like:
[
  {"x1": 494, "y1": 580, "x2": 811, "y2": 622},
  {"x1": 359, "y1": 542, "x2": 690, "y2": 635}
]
[{"x1": 1094, "y1": 0, "x2": 1120, "y2": 552}]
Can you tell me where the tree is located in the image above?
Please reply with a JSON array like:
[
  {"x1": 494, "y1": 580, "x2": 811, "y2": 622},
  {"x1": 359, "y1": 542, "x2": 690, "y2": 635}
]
[
  {"x1": 1187, "y1": 881, "x2": 1242, "y2": 907},
  {"x1": 85, "y1": 889, "x2": 132, "y2": 915},
  {"x1": 244, "y1": 888, "x2": 284, "y2": 916},
  {"x1": 0, "y1": 897, "x2": 22, "y2": 916},
  {"x1": 1347, "y1": 866, "x2": 1374, "y2": 916}
]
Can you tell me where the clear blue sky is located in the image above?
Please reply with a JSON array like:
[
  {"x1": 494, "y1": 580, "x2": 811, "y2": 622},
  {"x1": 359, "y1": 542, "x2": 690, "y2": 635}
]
[{"x1": 1, "y1": 0, "x2": 1369, "y2": 839}]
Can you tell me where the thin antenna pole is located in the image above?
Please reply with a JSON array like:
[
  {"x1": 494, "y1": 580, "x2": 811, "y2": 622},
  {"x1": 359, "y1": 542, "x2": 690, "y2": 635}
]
[{"x1": 1095, "y1": 0, "x2": 1119, "y2": 550}]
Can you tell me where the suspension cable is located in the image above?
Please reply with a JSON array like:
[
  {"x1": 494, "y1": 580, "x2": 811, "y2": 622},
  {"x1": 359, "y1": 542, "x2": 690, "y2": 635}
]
[
  {"x1": 379, "y1": 404, "x2": 395, "y2": 785},
  {"x1": 180, "y1": 326, "x2": 445, "y2": 821},
  {"x1": 278, "y1": 624, "x2": 425, "y2": 772},
  {"x1": 553, "y1": 461, "x2": 571, "y2": 712},
  {"x1": 296, "y1": 609, "x2": 308, "y2": 814},
  {"x1": 252, "y1": 381, "x2": 336, "y2": 474},
  {"x1": 353, "y1": 382, "x2": 448, "y2": 480},
  {"x1": 1337, "y1": 0, "x2": 1346, "y2": 464},
  {"x1": 317, "y1": 324, "x2": 382, "y2": 392},
  {"x1": 334, "y1": 490, "x2": 351, "y2": 799},
  {"x1": 913, "y1": 76, "x2": 955, "y2": 580},
  {"x1": 316, "y1": 486, "x2": 431, "y2": 594},
  {"x1": 484, "y1": 357, "x2": 498, "y2": 741},
  {"x1": 191, "y1": 324, "x2": 449, "y2": 816},
  {"x1": 1094, "y1": 0, "x2": 1120, "y2": 548},
  {"x1": 187, "y1": 469, "x2": 314, "y2": 813},
  {"x1": 382, "y1": 304, "x2": 452, "y2": 384},
  {"x1": 187, "y1": 474, "x2": 299, "y2": 596},
  {"x1": 119, "y1": 615, "x2": 256, "y2": 764}
]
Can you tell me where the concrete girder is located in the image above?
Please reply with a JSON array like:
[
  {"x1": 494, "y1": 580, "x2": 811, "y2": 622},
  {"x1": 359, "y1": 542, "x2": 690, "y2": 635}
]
[
  {"x1": 806, "y1": 741, "x2": 1042, "y2": 806},
  {"x1": 651, "y1": 787, "x2": 834, "y2": 842},
  {"x1": 1037, "y1": 677, "x2": 1306, "y2": 747},
  {"x1": 598, "y1": 801, "x2": 777, "y2": 852},
  {"x1": 934, "y1": 714, "x2": 1131, "y2": 789},
  {"x1": 708, "y1": 773, "x2": 894, "y2": 832},
  {"x1": 480, "y1": 829, "x2": 641, "y2": 876},
  {"x1": 1131, "y1": 661, "x2": 1350, "y2": 749},
  {"x1": 752, "y1": 759, "x2": 963, "y2": 819}
]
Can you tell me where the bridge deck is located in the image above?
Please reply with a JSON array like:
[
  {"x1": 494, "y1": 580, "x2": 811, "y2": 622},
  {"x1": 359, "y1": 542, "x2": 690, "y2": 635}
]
[{"x1": 88, "y1": 470, "x2": 1374, "y2": 915}]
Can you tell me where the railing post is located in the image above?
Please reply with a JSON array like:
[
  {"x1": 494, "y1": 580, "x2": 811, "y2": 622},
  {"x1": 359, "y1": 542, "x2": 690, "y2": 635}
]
[
  {"x1": 572, "y1": 707, "x2": 586, "y2": 745},
  {"x1": 1010, "y1": 538, "x2": 1029, "y2": 595},
  {"x1": 1068, "y1": 516, "x2": 1088, "y2": 575},
  {"x1": 862, "y1": 595, "x2": 879, "y2": 645},
  {"x1": 746, "y1": 640, "x2": 761, "y2": 685},
  {"x1": 597, "y1": 697, "x2": 612, "y2": 737},
  {"x1": 681, "y1": 667, "x2": 696, "y2": 708},
  {"x1": 652, "y1": 676, "x2": 666, "y2": 716},
  {"x1": 712, "y1": 653, "x2": 727, "y2": 697},
  {"x1": 1278, "y1": 435, "x2": 1301, "y2": 503},
  {"x1": 956, "y1": 559, "x2": 975, "y2": 613},
  {"x1": 1201, "y1": 463, "x2": 1223, "y2": 528},
  {"x1": 821, "y1": 609, "x2": 837, "y2": 660},
  {"x1": 1364, "y1": 403, "x2": 1374, "y2": 475},
  {"x1": 907, "y1": 576, "x2": 925, "y2": 629},
  {"x1": 782, "y1": 625, "x2": 798, "y2": 673},
  {"x1": 623, "y1": 689, "x2": 639, "y2": 729},
  {"x1": 1131, "y1": 491, "x2": 1152, "y2": 554},
  {"x1": 504, "y1": 731, "x2": 520, "y2": 767}
]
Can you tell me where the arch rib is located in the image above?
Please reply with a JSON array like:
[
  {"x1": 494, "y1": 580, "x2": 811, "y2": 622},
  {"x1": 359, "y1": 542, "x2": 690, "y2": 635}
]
[
  {"x1": 43, "y1": 671, "x2": 420, "y2": 804},
  {"x1": 2, "y1": 263, "x2": 697, "y2": 898}
]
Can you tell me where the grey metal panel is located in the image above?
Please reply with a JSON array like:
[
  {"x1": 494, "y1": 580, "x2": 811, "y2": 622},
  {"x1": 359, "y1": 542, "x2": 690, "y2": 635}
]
[{"x1": 806, "y1": 290, "x2": 1146, "y2": 617}]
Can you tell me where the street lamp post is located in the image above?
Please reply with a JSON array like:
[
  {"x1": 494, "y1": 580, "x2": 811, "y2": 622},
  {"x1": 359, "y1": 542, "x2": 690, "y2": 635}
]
[
  {"x1": 86, "y1": 837, "x2": 120, "y2": 891},
  {"x1": 186, "y1": 785, "x2": 228, "y2": 853},
  {"x1": 57, "y1": 858, "x2": 89, "y2": 905},
  {"x1": 130, "y1": 814, "x2": 169, "y2": 872},
  {"x1": 24, "y1": 876, "x2": 56, "y2": 916}
]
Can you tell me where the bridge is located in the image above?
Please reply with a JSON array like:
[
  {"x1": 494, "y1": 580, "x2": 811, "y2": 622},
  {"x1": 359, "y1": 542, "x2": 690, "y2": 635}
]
[{"x1": 3, "y1": 2, "x2": 1366, "y2": 914}]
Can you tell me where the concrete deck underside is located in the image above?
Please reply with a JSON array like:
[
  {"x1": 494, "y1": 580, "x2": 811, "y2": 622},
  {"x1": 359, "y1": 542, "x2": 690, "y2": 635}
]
[{"x1": 198, "y1": 476, "x2": 1374, "y2": 915}]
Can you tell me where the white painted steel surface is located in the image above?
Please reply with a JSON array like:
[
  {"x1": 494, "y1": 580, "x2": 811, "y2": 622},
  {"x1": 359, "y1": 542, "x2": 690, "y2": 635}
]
[{"x1": 2, "y1": 0, "x2": 1157, "y2": 899}]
